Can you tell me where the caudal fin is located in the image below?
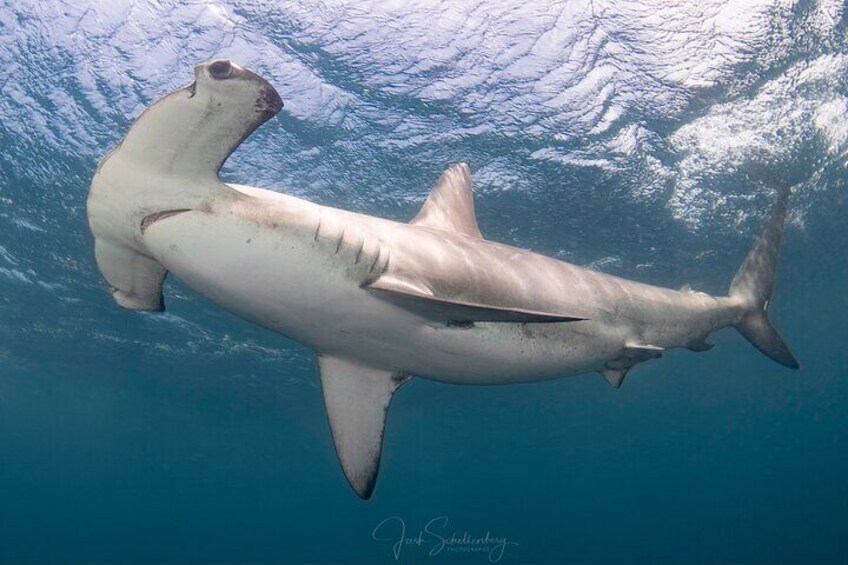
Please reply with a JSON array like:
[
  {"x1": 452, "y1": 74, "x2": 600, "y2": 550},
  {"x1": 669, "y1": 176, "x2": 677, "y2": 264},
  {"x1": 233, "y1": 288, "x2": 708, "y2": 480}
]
[{"x1": 729, "y1": 185, "x2": 800, "y2": 369}]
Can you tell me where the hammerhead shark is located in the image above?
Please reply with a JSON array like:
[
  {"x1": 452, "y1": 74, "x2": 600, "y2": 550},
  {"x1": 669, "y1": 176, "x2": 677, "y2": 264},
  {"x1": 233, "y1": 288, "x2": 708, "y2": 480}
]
[{"x1": 88, "y1": 60, "x2": 799, "y2": 499}]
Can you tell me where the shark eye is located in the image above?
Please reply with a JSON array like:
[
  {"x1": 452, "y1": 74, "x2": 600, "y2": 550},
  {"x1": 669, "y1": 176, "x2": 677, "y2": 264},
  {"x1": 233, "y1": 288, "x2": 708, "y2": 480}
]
[{"x1": 209, "y1": 60, "x2": 233, "y2": 80}]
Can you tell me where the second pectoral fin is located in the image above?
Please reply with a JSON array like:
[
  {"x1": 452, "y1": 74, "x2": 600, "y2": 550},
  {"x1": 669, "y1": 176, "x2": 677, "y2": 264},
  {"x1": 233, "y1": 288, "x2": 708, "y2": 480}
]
[
  {"x1": 318, "y1": 355, "x2": 410, "y2": 500},
  {"x1": 365, "y1": 275, "x2": 587, "y2": 324}
]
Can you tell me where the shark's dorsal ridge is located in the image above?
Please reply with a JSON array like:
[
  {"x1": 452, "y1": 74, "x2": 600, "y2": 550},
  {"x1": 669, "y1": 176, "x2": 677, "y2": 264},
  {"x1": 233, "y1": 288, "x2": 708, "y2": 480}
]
[
  {"x1": 411, "y1": 163, "x2": 483, "y2": 239},
  {"x1": 317, "y1": 355, "x2": 410, "y2": 500}
]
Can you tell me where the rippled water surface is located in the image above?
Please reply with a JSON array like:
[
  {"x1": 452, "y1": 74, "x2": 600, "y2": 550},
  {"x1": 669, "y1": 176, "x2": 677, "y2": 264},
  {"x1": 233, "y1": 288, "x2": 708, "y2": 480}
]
[{"x1": 1, "y1": 1, "x2": 847, "y2": 562}]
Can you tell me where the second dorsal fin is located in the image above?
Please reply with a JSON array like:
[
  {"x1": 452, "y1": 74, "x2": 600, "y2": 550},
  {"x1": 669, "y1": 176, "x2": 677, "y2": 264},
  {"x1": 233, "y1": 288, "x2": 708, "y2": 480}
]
[{"x1": 411, "y1": 163, "x2": 482, "y2": 239}]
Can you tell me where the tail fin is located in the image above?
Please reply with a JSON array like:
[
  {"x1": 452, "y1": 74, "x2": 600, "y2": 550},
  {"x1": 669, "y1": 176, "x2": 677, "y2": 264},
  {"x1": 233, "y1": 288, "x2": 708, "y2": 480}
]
[{"x1": 729, "y1": 186, "x2": 800, "y2": 369}]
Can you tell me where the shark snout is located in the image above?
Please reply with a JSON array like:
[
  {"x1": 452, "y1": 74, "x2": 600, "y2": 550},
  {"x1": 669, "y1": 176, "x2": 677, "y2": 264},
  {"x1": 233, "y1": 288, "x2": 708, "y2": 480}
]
[{"x1": 258, "y1": 82, "x2": 284, "y2": 116}]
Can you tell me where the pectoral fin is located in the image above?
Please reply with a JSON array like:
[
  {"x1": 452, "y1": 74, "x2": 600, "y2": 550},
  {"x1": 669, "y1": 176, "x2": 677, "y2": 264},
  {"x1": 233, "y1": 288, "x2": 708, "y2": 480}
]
[
  {"x1": 317, "y1": 355, "x2": 410, "y2": 499},
  {"x1": 366, "y1": 275, "x2": 587, "y2": 324}
]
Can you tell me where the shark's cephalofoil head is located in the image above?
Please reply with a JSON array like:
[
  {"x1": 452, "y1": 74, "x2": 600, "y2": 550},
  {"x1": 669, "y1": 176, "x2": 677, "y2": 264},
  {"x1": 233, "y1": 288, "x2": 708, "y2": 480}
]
[
  {"x1": 88, "y1": 60, "x2": 284, "y2": 312},
  {"x1": 97, "y1": 59, "x2": 285, "y2": 182},
  {"x1": 188, "y1": 59, "x2": 283, "y2": 121}
]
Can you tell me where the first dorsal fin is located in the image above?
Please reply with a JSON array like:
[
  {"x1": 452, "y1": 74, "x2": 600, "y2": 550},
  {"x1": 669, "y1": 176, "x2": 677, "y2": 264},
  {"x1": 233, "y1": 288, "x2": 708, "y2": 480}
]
[{"x1": 411, "y1": 163, "x2": 482, "y2": 239}]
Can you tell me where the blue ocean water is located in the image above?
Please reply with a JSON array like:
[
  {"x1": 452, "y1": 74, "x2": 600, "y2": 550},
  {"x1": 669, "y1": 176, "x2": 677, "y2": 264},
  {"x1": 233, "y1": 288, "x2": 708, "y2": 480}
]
[{"x1": 1, "y1": 1, "x2": 847, "y2": 562}]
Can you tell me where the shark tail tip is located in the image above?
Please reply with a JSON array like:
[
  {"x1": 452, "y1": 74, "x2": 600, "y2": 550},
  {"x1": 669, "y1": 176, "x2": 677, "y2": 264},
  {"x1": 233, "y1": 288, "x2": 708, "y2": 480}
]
[{"x1": 729, "y1": 182, "x2": 799, "y2": 369}]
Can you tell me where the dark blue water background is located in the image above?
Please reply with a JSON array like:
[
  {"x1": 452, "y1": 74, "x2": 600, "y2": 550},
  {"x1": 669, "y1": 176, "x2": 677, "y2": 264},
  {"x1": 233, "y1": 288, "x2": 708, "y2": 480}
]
[{"x1": 1, "y1": 1, "x2": 847, "y2": 562}]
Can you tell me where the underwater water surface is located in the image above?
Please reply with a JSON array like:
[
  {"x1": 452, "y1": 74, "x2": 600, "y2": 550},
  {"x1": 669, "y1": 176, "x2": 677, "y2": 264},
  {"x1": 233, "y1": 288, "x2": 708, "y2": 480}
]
[{"x1": 1, "y1": 0, "x2": 847, "y2": 563}]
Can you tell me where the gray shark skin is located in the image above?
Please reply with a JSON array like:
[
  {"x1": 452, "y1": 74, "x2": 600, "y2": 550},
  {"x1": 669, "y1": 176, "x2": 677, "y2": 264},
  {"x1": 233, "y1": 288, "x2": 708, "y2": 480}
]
[{"x1": 88, "y1": 60, "x2": 799, "y2": 499}]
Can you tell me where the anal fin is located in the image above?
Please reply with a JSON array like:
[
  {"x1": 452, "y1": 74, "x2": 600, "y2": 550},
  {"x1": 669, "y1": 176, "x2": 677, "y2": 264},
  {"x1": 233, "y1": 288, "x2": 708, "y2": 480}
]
[{"x1": 317, "y1": 355, "x2": 410, "y2": 499}]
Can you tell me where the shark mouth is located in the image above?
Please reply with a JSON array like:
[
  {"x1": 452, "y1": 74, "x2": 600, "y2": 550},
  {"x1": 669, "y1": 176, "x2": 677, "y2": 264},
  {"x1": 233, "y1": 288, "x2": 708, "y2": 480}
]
[{"x1": 140, "y1": 209, "x2": 192, "y2": 235}]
